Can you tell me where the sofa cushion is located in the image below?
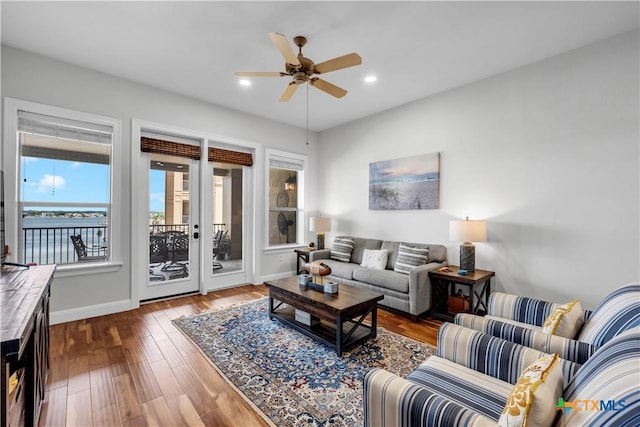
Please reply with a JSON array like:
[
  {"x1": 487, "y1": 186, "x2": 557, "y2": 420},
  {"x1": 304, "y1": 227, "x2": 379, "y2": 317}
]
[
  {"x1": 407, "y1": 356, "x2": 512, "y2": 421},
  {"x1": 350, "y1": 237, "x2": 383, "y2": 265},
  {"x1": 320, "y1": 259, "x2": 359, "y2": 280},
  {"x1": 353, "y1": 267, "x2": 409, "y2": 293},
  {"x1": 330, "y1": 236, "x2": 355, "y2": 263},
  {"x1": 360, "y1": 249, "x2": 388, "y2": 270},
  {"x1": 394, "y1": 243, "x2": 429, "y2": 275},
  {"x1": 427, "y1": 244, "x2": 447, "y2": 263},
  {"x1": 498, "y1": 353, "x2": 562, "y2": 427}
]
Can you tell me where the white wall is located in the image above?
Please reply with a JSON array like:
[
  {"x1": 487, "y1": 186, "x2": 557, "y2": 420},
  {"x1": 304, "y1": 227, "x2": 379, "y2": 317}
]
[
  {"x1": 1, "y1": 45, "x2": 320, "y2": 318},
  {"x1": 318, "y1": 31, "x2": 639, "y2": 309}
]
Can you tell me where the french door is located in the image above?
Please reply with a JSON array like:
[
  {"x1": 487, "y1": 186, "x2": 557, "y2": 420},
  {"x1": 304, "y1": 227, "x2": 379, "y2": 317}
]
[
  {"x1": 204, "y1": 158, "x2": 247, "y2": 290},
  {"x1": 140, "y1": 152, "x2": 200, "y2": 301},
  {"x1": 132, "y1": 120, "x2": 253, "y2": 304}
]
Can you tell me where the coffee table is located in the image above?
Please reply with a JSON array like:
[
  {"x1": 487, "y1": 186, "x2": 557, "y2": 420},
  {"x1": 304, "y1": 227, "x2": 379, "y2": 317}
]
[{"x1": 264, "y1": 276, "x2": 384, "y2": 356}]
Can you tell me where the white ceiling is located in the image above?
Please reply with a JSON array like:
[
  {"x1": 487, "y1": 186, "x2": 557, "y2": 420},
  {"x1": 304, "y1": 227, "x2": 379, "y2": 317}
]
[{"x1": 2, "y1": 1, "x2": 638, "y2": 131}]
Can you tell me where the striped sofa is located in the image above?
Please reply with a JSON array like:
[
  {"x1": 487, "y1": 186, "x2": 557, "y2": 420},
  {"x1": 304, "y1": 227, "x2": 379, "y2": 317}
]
[
  {"x1": 363, "y1": 324, "x2": 640, "y2": 427},
  {"x1": 455, "y1": 282, "x2": 640, "y2": 364}
]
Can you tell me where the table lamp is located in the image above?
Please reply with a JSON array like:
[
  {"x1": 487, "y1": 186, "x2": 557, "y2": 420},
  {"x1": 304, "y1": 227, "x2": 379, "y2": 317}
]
[
  {"x1": 449, "y1": 217, "x2": 487, "y2": 272},
  {"x1": 309, "y1": 217, "x2": 331, "y2": 250}
]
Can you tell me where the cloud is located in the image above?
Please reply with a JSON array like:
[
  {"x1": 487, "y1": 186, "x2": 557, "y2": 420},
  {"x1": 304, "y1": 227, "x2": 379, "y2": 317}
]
[
  {"x1": 38, "y1": 174, "x2": 66, "y2": 193},
  {"x1": 71, "y1": 162, "x2": 82, "y2": 168}
]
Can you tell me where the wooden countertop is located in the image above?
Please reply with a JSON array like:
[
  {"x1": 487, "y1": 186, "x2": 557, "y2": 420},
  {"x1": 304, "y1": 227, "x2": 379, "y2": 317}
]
[{"x1": 1, "y1": 264, "x2": 56, "y2": 358}]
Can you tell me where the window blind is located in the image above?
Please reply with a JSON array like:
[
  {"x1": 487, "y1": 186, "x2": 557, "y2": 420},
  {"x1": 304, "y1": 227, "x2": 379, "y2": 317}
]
[
  {"x1": 140, "y1": 136, "x2": 200, "y2": 160},
  {"x1": 18, "y1": 110, "x2": 113, "y2": 144},
  {"x1": 208, "y1": 147, "x2": 253, "y2": 167},
  {"x1": 269, "y1": 155, "x2": 304, "y2": 171}
]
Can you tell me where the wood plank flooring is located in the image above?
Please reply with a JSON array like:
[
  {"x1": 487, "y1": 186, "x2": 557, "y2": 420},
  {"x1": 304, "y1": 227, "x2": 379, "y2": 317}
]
[{"x1": 39, "y1": 284, "x2": 442, "y2": 426}]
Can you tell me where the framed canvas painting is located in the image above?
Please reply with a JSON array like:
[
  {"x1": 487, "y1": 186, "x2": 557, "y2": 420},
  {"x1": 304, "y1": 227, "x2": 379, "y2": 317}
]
[{"x1": 369, "y1": 152, "x2": 440, "y2": 210}]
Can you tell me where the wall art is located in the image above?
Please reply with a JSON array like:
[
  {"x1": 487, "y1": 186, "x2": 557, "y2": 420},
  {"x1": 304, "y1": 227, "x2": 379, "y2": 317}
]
[{"x1": 369, "y1": 152, "x2": 440, "y2": 210}]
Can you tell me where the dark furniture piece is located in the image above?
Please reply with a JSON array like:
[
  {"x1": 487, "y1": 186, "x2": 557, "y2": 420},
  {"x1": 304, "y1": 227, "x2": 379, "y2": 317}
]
[
  {"x1": 212, "y1": 230, "x2": 228, "y2": 270},
  {"x1": 1, "y1": 264, "x2": 55, "y2": 427},
  {"x1": 294, "y1": 248, "x2": 313, "y2": 274},
  {"x1": 161, "y1": 233, "x2": 189, "y2": 276},
  {"x1": 70, "y1": 235, "x2": 106, "y2": 262},
  {"x1": 429, "y1": 266, "x2": 495, "y2": 322},
  {"x1": 149, "y1": 235, "x2": 170, "y2": 265},
  {"x1": 264, "y1": 276, "x2": 384, "y2": 356}
]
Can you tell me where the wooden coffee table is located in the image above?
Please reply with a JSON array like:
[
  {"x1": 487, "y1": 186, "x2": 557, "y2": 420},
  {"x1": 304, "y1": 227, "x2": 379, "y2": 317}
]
[{"x1": 264, "y1": 276, "x2": 384, "y2": 356}]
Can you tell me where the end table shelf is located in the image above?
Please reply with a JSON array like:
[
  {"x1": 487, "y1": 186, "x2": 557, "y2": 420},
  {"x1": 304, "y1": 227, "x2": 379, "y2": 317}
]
[{"x1": 429, "y1": 266, "x2": 495, "y2": 322}]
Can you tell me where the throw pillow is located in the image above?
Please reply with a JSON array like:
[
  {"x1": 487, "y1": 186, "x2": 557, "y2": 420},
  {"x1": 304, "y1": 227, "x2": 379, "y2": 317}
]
[
  {"x1": 498, "y1": 353, "x2": 563, "y2": 427},
  {"x1": 394, "y1": 243, "x2": 429, "y2": 275},
  {"x1": 360, "y1": 249, "x2": 388, "y2": 270},
  {"x1": 330, "y1": 236, "x2": 355, "y2": 263},
  {"x1": 542, "y1": 300, "x2": 584, "y2": 338}
]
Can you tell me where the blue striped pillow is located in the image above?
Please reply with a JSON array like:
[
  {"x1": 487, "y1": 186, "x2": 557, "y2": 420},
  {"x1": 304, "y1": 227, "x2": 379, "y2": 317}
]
[{"x1": 394, "y1": 243, "x2": 429, "y2": 275}]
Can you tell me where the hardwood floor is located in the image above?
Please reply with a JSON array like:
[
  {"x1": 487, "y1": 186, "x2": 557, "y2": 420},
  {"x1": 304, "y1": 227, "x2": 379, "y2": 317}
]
[{"x1": 39, "y1": 284, "x2": 442, "y2": 426}]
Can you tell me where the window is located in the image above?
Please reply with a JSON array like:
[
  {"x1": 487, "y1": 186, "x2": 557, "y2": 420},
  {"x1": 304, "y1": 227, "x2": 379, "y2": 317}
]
[
  {"x1": 18, "y1": 110, "x2": 114, "y2": 265},
  {"x1": 267, "y1": 150, "x2": 306, "y2": 247}
]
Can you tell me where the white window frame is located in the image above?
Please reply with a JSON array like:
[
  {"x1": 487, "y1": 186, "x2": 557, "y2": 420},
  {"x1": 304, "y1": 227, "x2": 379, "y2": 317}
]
[
  {"x1": 3, "y1": 98, "x2": 123, "y2": 276},
  {"x1": 264, "y1": 148, "x2": 307, "y2": 252}
]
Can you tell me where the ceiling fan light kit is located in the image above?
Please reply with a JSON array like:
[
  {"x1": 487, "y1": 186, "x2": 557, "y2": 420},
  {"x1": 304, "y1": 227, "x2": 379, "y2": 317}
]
[{"x1": 235, "y1": 32, "x2": 362, "y2": 102}]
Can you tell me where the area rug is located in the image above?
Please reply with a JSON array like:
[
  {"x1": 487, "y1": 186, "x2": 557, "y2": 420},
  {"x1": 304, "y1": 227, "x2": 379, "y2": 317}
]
[{"x1": 172, "y1": 298, "x2": 436, "y2": 427}]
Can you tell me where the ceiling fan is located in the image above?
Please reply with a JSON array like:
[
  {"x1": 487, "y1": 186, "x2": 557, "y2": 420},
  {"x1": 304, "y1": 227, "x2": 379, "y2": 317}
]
[{"x1": 235, "y1": 32, "x2": 362, "y2": 102}]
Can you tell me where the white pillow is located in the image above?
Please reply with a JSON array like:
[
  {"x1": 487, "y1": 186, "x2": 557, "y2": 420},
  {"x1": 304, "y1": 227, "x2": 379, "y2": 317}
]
[{"x1": 360, "y1": 249, "x2": 388, "y2": 270}]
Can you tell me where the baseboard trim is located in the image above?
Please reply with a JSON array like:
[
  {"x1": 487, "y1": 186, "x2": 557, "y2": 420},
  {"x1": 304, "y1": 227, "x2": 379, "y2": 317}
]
[{"x1": 51, "y1": 299, "x2": 132, "y2": 325}]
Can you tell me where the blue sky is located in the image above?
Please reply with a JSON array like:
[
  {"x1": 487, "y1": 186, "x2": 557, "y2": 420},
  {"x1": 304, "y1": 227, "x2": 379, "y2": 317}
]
[
  {"x1": 149, "y1": 169, "x2": 165, "y2": 213},
  {"x1": 21, "y1": 157, "x2": 166, "y2": 212}
]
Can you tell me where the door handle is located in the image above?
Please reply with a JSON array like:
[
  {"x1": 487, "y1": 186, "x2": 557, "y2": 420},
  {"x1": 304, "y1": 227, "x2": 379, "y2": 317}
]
[{"x1": 193, "y1": 232, "x2": 199, "y2": 239}]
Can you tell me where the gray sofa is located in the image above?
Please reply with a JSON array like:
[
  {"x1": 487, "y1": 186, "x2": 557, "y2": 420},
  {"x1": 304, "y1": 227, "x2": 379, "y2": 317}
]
[{"x1": 308, "y1": 236, "x2": 447, "y2": 319}]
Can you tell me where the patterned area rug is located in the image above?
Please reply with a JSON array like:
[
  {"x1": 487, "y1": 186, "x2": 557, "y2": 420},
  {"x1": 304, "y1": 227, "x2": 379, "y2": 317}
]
[{"x1": 172, "y1": 298, "x2": 436, "y2": 427}]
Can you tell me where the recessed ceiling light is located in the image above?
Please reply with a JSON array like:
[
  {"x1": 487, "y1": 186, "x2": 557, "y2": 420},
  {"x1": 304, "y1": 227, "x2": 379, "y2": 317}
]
[
  {"x1": 364, "y1": 75, "x2": 377, "y2": 83},
  {"x1": 239, "y1": 79, "x2": 252, "y2": 87}
]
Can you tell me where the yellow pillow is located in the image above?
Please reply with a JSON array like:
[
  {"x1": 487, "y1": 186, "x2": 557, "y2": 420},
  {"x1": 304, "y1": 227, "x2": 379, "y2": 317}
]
[
  {"x1": 499, "y1": 353, "x2": 563, "y2": 427},
  {"x1": 542, "y1": 300, "x2": 584, "y2": 338}
]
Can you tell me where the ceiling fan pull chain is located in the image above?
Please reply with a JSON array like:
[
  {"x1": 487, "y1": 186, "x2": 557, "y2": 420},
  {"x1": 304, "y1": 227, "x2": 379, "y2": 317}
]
[{"x1": 306, "y1": 84, "x2": 310, "y2": 145}]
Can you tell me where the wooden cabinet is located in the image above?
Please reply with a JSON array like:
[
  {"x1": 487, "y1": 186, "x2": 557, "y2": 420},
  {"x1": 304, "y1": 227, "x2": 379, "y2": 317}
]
[{"x1": 1, "y1": 265, "x2": 55, "y2": 427}]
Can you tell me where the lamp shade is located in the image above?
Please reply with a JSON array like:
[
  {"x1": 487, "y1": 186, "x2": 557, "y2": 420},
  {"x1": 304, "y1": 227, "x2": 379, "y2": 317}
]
[
  {"x1": 449, "y1": 219, "x2": 487, "y2": 243},
  {"x1": 309, "y1": 217, "x2": 331, "y2": 232}
]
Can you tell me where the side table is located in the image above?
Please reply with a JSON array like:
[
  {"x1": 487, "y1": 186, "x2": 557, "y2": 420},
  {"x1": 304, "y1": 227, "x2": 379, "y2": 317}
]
[
  {"x1": 429, "y1": 266, "x2": 495, "y2": 322},
  {"x1": 294, "y1": 249, "x2": 314, "y2": 274}
]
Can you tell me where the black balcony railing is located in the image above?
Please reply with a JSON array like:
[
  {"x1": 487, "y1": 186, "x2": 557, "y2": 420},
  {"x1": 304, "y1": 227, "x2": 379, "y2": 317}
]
[
  {"x1": 148, "y1": 223, "x2": 225, "y2": 235},
  {"x1": 22, "y1": 223, "x2": 227, "y2": 265},
  {"x1": 22, "y1": 225, "x2": 108, "y2": 265}
]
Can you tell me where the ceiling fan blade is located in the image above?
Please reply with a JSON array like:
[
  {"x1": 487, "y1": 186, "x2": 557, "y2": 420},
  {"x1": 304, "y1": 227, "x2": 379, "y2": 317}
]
[
  {"x1": 269, "y1": 32, "x2": 301, "y2": 66},
  {"x1": 314, "y1": 53, "x2": 362, "y2": 74},
  {"x1": 279, "y1": 82, "x2": 299, "y2": 102},
  {"x1": 234, "y1": 71, "x2": 285, "y2": 77},
  {"x1": 310, "y1": 78, "x2": 347, "y2": 98}
]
